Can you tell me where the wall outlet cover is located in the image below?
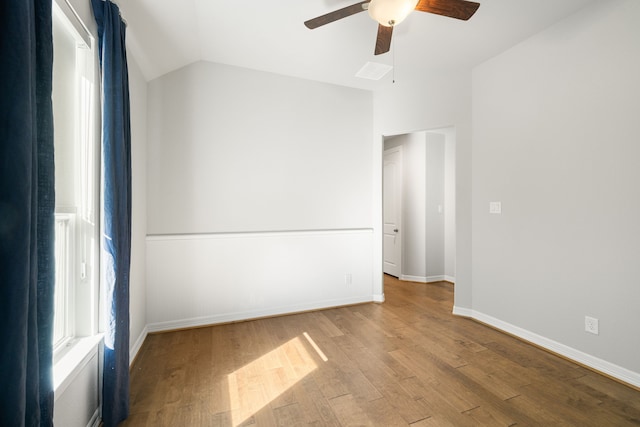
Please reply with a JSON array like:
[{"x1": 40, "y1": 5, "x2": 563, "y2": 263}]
[{"x1": 585, "y1": 316, "x2": 599, "y2": 335}]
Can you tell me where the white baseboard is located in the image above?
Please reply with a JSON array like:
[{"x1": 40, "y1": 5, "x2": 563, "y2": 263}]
[
  {"x1": 147, "y1": 296, "x2": 375, "y2": 333},
  {"x1": 130, "y1": 325, "x2": 149, "y2": 366},
  {"x1": 444, "y1": 275, "x2": 456, "y2": 283},
  {"x1": 373, "y1": 293, "x2": 385, "y2": 303},
  {"x1": 401, "y1": 275, "x2": 427, "y2": 282},
  {"x1": 452, "y1": 306, "x2": 473, "y2": 317},
  {"x1": 452, "y1": 306, "x2": 640, "y2": 389},
  {"x1": 401, "y1": 275, "x2": 450, "y2": 283}
]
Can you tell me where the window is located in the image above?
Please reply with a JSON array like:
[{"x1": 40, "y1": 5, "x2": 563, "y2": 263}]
[{"x1": 52, "y1": 0, "x2": 99, "y2": 356}]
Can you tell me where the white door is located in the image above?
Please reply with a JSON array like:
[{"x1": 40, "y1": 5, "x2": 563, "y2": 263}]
[{"x1": 383, "y1": 147, "x2": 402, "y2": 277}]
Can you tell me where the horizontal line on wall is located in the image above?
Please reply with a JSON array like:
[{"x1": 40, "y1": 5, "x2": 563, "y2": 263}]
[{"x1": 147, "y1": 227, "x2": 374, "y2": 241}]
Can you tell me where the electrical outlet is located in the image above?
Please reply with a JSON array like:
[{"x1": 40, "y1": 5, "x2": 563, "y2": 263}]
[
  {"x1": 585, "y1": 316, "x2": 599, "y2": 335},
  {"x1": 345, "y1": 274, "x2": 352, "y2": 286}
]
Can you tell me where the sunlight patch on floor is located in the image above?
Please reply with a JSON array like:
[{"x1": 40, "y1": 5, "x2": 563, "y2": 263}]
[
  {"x1": 303, "y1": 332, "x2": 328, "y2": 362},
  {"x1": 227, "y1": 333, "x2": 326, "y2": 426}
]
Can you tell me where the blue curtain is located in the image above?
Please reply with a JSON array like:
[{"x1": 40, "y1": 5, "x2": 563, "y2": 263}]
[
  {"x1": 91, "y1": 1, "x2": 132, "y2": 426},
  {"x1": 0, "y1": 0, "x2": 55, "y2": 426}
]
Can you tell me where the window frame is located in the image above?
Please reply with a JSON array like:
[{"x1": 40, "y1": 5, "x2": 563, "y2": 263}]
[{"x1": 52, "y1": 0, "x2": 101, "y2": 362}]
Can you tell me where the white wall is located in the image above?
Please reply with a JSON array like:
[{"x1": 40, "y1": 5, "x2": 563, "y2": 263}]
[
  {"x1": 373, "y1": 71, "x2": 473, "y2": 306},
  {"x1": 147, "y1": 61, "x2": 372, "y2": 235},
  {"x1": 425, "y1": 132, "x2": 445, "y2": 279},
  {"x1": 147, "y1": 230, "x2": 373, "y2": 330},
  {"x1": 443, "y1": 130, "x2": 456, "y2": 280},
  {"x1": 53, "y1": 350, "x2": 100, "y2": 427},
  {"x1": 402, "y1": 134, "x2": 427, "y2": 280},
  {"x1": 146, "y1": 61, "x2": 376, "y2": 328},
  {"x1": 471, "y1": 0, "x2": 640, "y2": 385}
]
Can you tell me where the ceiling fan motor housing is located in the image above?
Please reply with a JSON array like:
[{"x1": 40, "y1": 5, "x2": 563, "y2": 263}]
[{"x1": 368, "y1": 0, "x2": 420, "y2": 27}]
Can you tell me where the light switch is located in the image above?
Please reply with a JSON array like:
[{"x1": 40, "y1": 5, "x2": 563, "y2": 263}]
[
  {"x1": 438, "y1": 205, "x2": 443, "y2": 214},
  {"x1": 490, "y1": 202, "x2": 502, "y2": 214}
]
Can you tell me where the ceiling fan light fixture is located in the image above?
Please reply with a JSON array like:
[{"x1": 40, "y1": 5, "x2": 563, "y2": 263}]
[{"x1": 368, "y1": 0, "x2": 419, "y2": 27}]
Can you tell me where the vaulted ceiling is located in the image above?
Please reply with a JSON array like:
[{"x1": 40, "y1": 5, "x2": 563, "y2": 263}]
[{"x1": 118, "y1": 0, "x2": 601, "y2": 89}]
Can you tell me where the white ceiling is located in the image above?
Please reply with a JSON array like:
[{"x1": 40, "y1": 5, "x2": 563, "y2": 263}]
[{"x1": 118, "y1": 0, "x2": 601, "y2": 90}]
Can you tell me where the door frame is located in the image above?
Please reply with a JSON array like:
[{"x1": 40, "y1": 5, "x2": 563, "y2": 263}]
[{"x1": 379, "y1": 127, "x2": 457, "y2": 298}]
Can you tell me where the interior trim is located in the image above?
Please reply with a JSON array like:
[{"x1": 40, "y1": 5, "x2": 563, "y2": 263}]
[
  {"x1": 453, "y1": 306, "x2": 640, "y2": 390},
  {"x1": 147, "y1": 228, "x2": 374, "y2": 241}
]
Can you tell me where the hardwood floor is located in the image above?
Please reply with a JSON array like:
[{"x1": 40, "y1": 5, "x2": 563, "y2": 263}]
[{"x1": 123, "y1": 275, "x2": 640, "y2": 426}]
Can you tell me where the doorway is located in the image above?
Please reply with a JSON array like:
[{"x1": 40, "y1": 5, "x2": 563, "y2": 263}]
[{"x1": 382, "y1": 127, "x2": 456, "y2": 285}]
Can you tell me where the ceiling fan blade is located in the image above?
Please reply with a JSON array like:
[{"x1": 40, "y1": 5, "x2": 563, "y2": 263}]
[
  {"x1": 374, "y1": 24, "x2": 393, "y2": 55},
  {"x1": 304, "y1": 1, "x2": 370, "y2": 29},
  {"x1": 415, "y1": 0, "x2": 480, "y2": 21}
]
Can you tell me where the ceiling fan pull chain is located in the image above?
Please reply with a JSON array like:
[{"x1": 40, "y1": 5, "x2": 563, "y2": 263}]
[{"x1": 392, "y1": 36, "x2": 396, "y2": 83}]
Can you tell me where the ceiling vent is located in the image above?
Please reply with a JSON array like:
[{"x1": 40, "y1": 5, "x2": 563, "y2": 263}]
[{"x1": 355, "y1": 62, "x2": 393, "y2": 80}]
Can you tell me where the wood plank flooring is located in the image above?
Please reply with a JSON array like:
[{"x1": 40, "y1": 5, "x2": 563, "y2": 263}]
[{"x1": 122, "y1": 275, "x2": 640, "y2": 426}]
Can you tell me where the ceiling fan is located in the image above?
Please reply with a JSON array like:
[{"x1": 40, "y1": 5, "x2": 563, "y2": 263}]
[{"x1": 304, "y1": 0, "x2": 480, "y2": 55}]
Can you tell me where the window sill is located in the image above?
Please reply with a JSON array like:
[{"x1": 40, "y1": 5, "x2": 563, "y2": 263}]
[{"x1": 53, "y1": 334, "x2": 104, "y2": 401}]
